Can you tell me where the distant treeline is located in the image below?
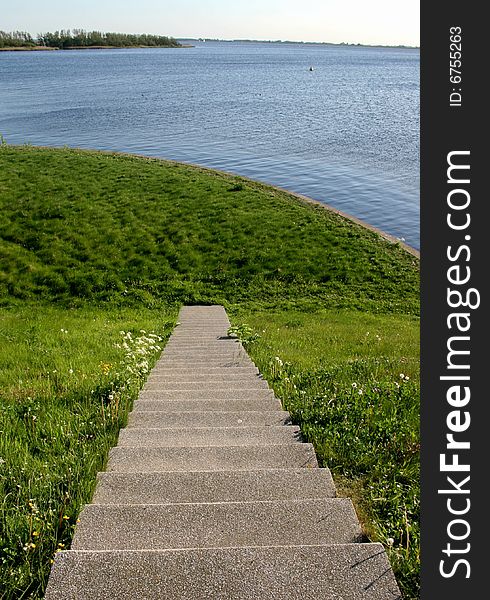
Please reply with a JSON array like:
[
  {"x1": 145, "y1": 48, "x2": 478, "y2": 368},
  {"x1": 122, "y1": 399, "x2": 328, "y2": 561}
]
[
  {"x1": 0, "y1": 31, "x2": 36, "y2": 47},
  {"x1": 0, "y1": 29, "x2": 181, "y2": 49}
]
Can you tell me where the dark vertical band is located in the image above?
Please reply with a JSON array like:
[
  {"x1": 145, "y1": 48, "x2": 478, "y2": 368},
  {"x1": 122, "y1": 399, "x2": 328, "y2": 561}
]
[{"x1": 421, "y1": 4, "x2": 484, "y2": 598}]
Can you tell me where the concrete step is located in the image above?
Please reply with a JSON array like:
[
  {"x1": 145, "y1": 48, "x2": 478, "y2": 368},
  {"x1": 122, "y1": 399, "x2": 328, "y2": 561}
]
[
  {"x1": 178, "y1": 312, "x2": 228, "y2": 317},
  {"x1": 162, "y1": 344, "x2": 242, "y2": 349},
  {"x1": 71, "y1": 499, "x2": 362, "y2": 551},
  {"x1": 155, "y1": 359, "x2": 256, "y2": 368},
  {"x1": 163, "y1": 346, "x2": 243, "y2": 351},
  {"x1": 106, "y1": 444, "x2": 318, "y2": 472},
  {"x1": 116, "y1": 426, "x2": 302, "y2": 447},
  {"x1": 138, "y1": 389, "x2": 276, "y2": 400},
  {"x1": 157, "y1": 354, "x2": 253, "y2": 360},
  {"x1": 149, "y1": 364, "x2": 256, "y2": 371},
  {"x1": 165, "y1": 339, "x2": 240, "y2": 344},
  {"x1": 142, "y1": 377, "x2": 270, "y2": 394},
  {"x1": 174, "y1": 328, "x2": 226, "y2": 332},
  {"x1": 178, "y1": 312, "x2": 228, "y2": 315},
  {"x1": 148, "y1": 370, "x2": 262, "y2": 376},
  {"x1": 132, "y1": 398, "x2": 283, "y2": 412},
  {"x1": 177, "y1": 323, "x2": 229, "y2": 328},
  {"x1": 175, "y1": 317, "x2": 229, "y2": 321},
  {"x1": 173, "y1": 329, "x2": 231, "y2": 332},
  {"x1": 158, "y1": 357, "x2": 252, "y2": 364},
  {"x1": 164, "y1": 340, "x2": 239, "y2": 344},
  {"x1": 150, "y1": 363, "x2": 259, "y2": 370},
  {"x1": 167, "y1": 336, "x2": 238, "y2": 340},
  {"x1": 160, "y1": 353, "x2": 248, "y2": 359},
  {"x1": 171, "y1": 322, "x2": 229, "y2": 325},
  {"x1": 45, "y1": 544, "x2": 401, "y2": 599},
  {"x1": 127, "y1": 410, "x2": 291, "y2": 428},
  {"x1": 161, "y1": 352, "x2": 247, "y2": 357},
  {"x1": 92, "y1": 469, "x2": 336, "y2": 504},
  {"x1": 147, "y1": 369, "x2": 267, "y2": 383}
]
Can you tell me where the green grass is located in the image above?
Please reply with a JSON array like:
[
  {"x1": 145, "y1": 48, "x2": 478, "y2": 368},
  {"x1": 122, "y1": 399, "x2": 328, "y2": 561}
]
[
  {"x1": 0, "y1": 146, "x2": 418, "y2": 313},
  {"x1": 0, "y1": 145, "x2": 419, "y2": 598}
]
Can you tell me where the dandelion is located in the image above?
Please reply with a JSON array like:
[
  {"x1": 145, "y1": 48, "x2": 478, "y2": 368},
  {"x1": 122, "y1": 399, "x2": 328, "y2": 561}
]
[
  {"x1": 69, "y1": 369, "x2": 73, "y2": 374},
  {"x1": 100, "y1": 362, "x2": 112, "y2": 375},
  {"x1": 386, "y1": 537, "x2": 395, "y2": 546},
  {"x1": 351, "y1": 382, "x2": 358, "y2": 388},
  {"x1": 399, "y1": 373, "x2": 405, "y2": 379},
  {"x1": 358, "y1": 389, "x2": 363, "y2": 395}
]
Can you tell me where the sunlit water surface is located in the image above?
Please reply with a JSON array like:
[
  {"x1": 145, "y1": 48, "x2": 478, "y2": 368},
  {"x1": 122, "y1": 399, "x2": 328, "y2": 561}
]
[{"x1": 0, "y1": 41, "x2": 419, "y2": 248}]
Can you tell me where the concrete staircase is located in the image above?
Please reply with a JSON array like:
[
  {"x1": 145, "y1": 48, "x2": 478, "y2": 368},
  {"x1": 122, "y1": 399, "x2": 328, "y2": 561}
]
[{"x1": 45, "y1": 305, "x2": 401, "y2": 599}]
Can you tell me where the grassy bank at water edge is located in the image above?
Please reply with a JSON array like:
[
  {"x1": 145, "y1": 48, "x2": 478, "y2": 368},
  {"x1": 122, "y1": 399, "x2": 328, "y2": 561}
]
[{"x1": 0, "y1": 145, "x2": 419, "y2": 599}]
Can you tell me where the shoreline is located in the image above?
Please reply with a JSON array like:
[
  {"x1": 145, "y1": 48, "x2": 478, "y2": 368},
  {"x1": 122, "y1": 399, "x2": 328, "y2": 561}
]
[
  {"x1": 16, "y1": 144, "x2": 419, "y2": 258},
  {"x1": 181, "y1": 158, "x2": 420, "y2": 258},
  {"x1": 0, "y1": 45, "x2": 191, "y2": 52},
  {"x1": 0, "y1": 46, "x2": 58, "y2": 52}
]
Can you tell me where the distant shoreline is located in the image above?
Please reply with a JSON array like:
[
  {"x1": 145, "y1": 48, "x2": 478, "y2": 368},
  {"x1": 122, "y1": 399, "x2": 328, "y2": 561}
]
[
  {"x1": 0, "y1": 41, "x2": 416, "y2": 53},
  {"x1": 0, "y1": 45, "x2": 193, "y2": 52},
  {"x1": 0, "y1": 46, "x2": 57, "y2": 52},
  {"x1": 183, "y1": 38, "x2": 419, "y2": 50}
]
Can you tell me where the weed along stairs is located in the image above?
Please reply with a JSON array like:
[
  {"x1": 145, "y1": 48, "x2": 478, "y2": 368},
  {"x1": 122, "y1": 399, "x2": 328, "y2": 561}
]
[{"x1": 45, "y1": 305, "x2": 401, "y2": 599}]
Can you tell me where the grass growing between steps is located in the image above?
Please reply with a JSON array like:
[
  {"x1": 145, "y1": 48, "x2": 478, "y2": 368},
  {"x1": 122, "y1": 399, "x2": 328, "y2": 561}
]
[
  {"x1": 1, "y1": 145, "x2": 419, "y2": 598},
  {"x1": 230, "y1": 310, "x2": 420, "y2": 600},
  {"x1": 0, "y1": 305, "x2": 175, "y2": 598}
]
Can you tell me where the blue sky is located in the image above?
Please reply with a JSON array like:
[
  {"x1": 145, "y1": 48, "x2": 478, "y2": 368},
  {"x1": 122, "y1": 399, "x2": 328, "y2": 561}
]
[{"x1": 2, "y1": 0, "x2": 419, "y2": 46}]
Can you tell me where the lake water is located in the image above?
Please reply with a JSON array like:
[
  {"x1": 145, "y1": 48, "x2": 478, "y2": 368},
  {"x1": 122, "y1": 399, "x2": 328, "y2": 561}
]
[{"x1": 0, "y1": 41, "x2": 420, "y2": 249}]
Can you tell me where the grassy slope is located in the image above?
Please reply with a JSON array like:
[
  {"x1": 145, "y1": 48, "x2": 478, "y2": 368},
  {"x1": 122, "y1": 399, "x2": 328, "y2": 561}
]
[
  {"x1": 0, "y1": 146, "x2": 418, "y2": 312},
  {"x1": 0, "y1": 146, "x2": 420, "y2": 599}
]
